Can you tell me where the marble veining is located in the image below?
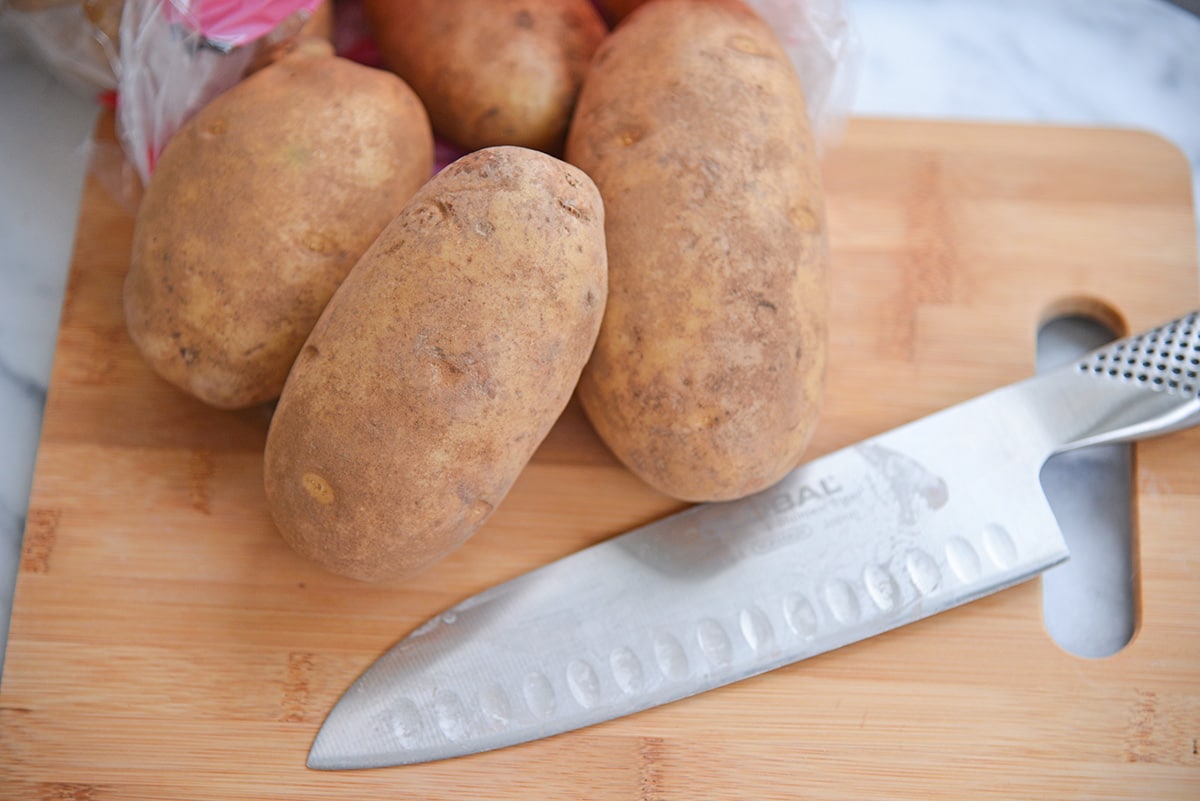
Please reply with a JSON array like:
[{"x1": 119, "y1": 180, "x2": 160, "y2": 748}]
[{"x1": 0, "y1": 0, "x2": 1198, "y2": 679}]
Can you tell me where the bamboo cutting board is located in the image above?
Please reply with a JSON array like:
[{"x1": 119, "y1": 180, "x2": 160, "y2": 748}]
[{"x1": 1, "y1": 117, "x2": 1198, "y2": 800}]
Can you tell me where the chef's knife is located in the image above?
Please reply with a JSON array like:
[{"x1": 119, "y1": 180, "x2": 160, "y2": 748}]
[{"x1": 309, "y1": 310, "x2": 1200, "y2": 770}]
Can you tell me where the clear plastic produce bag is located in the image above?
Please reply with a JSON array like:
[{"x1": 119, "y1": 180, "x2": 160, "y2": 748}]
[
  {"x1": 1, "y1": 0, "x2": 858, "y2": 199},
  {"x1": 1, "y1": 0, "x2": 323, "y2": 203},
  {"x1": 114, "y1": 0, "x2": 324, "y2": 185},
  {"x1": 746, "y1": 0, "x2": 860, "y2": 145}
]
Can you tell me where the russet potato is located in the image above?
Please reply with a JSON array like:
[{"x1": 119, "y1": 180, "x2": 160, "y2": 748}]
[
  {"x1": 565, "y1": 0, "x2": 830, "y2": 502},
  {"x1": 124, "y1": 40, "x2": 433, "y2": 409},
  {"x1": 363, "y1": 0, "x2": 606, "y2": 154},
  {"x1": 264, "y1": 146, "x2": 607, "y2": 582}
]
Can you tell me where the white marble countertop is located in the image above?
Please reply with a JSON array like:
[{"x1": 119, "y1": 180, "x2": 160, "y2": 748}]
[{"x1": 0, "y1": 0, "x2": 1198, "y2": 679}]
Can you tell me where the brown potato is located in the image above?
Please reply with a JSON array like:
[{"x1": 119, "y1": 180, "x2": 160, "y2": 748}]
[
  {"x1": 124, "y1": 42, "x2": 434, "y2": 409},
  {"x1": 565, "y1": 0, "x2": 829, "y2": 502},
  {"x1": 263, "y1": 146, "x2": 607, "y2": 583},
  {"x1": 362, "y1": 0, "x2": 606, "y2": 154}
]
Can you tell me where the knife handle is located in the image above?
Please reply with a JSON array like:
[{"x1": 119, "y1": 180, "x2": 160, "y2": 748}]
[{"x1": 1047, "y1": 309, "x2": 1200, "y2": 453}]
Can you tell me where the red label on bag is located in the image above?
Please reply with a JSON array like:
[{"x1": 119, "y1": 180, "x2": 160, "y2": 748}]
[{"x1": 161, "y1": 0, "x2": 323, "y2": 49}]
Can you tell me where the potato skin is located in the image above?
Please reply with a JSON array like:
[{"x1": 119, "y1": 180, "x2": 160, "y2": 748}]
[
  {"x1": 124, "y1": 44, "x2": 434, "y2": 409},
  {"x1": 565, "y1": 0, "x2": 829, "y2": 502},
  {"x1": 363, "y1": 0, "x2": 606, "y2": 154},
  {"x1": 264, "y1": 147, "x2": 607, "y2": 583}
]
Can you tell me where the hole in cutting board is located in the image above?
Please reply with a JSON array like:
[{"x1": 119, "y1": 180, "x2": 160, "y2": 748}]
[{"x1": 1037, "y1": 313, "x2": 1137, "y2": 658}]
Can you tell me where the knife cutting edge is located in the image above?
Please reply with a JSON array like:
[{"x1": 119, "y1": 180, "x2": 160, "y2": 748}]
[{"x1": 308, "y1": 309, "x2": 1200, "y2": 770}]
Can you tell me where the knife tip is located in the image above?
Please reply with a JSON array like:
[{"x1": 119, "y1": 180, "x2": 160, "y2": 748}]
[
  {"x1": 306, "y1": 719, "x2": 369, "y2": 770},
  {"x1": 306, "y1": 720, "x2": 418, "y2": 770},
  {"x1": 306, "y1": 731, "x2": 339, "y2": 771}
]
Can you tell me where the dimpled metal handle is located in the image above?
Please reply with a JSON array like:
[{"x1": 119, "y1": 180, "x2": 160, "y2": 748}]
[
  {"x1": 1078, "y1": 311, "x2": 1200, "y2": 398},
  {"x1": 1033, "y1": 310, "x2": 1200, "y2": 453}
]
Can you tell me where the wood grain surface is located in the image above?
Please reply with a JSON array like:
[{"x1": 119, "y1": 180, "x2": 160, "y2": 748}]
[{"x1": 1, "y1": 116, "x2": 1198, "y2": 800}]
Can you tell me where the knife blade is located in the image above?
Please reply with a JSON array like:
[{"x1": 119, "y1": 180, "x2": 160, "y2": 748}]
[{"x1": 308, "y1": 310, "x2": 1200, "y2": 770}]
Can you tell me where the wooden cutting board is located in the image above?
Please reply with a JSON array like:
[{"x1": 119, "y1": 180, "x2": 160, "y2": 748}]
[{"x1": 1, "y1": 116, "x2": 1197, "y2": 800}]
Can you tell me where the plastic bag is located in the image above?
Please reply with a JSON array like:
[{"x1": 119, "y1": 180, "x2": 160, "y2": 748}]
[
  {"x1": 746, "y1": 0, "x2": 860, "y2": 146},
  {"x1": 0, "y1": 1, "x2": 118, "y2": 95},
  {"x1": 0, "y1": 0, "x2": 325, "y2": 204},
  {"x1": 2, "y1": 0, "x2": 857, "y2": 195},
  {"x1": 115, "y1": 0, "x2": 323, "y2": 185}
]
